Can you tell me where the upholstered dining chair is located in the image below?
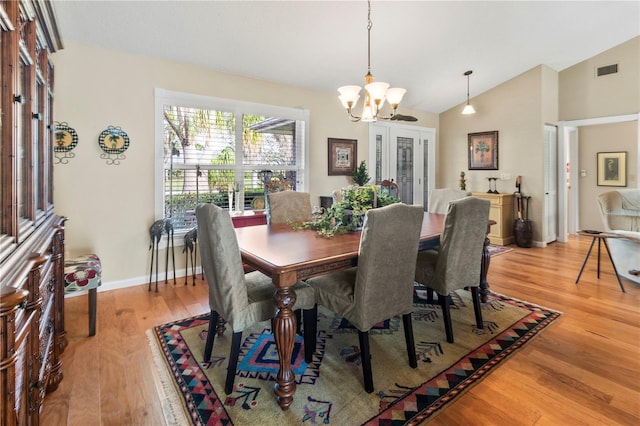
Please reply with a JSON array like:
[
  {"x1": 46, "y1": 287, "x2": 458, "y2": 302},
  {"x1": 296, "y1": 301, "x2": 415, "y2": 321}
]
[
  {"x1": 195, "y1": 203, "x2": 317, "y2": 394},
  {"x1": 415, "y1": 196, "x2": 490, "y2": 343},
  {"x1": 268, "y1": 191, "x2": 313, "y2": 224},
  {"x1": 427, "y1": 188, "x2": 471, "y2": 214},
  {"x1": 379, "y1": 179, "x2": 400, "y2": 199},
  {"x1": 307, "y1": 203, "x2": 424, "y2": 393}
]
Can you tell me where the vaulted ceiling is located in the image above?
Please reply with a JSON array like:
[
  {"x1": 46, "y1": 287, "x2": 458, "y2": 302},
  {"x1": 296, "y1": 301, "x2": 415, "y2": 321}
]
[{"x1": 53, "y1": 1, "x2": 639, "y2": 114}]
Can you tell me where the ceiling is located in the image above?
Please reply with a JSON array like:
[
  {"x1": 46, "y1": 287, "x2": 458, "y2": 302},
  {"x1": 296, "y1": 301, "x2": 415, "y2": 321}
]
[{"x1": 52, "y1": 1, "x2": 639, "y2": 114}]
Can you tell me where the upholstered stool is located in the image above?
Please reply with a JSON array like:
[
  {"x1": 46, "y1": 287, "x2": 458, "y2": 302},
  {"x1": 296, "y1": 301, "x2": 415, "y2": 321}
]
[{"x1": 64, "y1": 254, "x2": 102, "y2": 336}]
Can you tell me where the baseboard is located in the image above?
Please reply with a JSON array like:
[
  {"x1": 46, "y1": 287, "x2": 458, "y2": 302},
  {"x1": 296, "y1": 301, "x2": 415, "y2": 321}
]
[{"x1": 64, "y1": 266, "x2": 203, "y2": 297}]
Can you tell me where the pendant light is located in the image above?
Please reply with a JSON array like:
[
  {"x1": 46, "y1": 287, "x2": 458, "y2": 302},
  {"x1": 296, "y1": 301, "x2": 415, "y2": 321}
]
[{"x1": 462, "y1": 70, "x2": 476, "y2": 115}]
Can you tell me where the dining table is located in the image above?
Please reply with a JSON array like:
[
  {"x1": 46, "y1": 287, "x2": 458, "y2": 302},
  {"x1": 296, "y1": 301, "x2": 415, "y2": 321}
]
[{"x1": 234, "y1": 212, "x2": 494, "y2": 410}]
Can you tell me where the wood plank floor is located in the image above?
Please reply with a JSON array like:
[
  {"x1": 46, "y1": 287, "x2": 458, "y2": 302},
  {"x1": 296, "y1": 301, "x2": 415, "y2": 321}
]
[{"x1": 41, "y1": 235, "x2": 640, "y2": 425}]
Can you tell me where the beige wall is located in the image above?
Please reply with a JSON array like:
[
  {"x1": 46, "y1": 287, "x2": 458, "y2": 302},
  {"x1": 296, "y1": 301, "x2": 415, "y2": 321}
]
[
  {"x1": 578, "y1": 121, "x2": 638, "y2": 230},
  {"x1": 52, "y1": 41, "x2": 437, "y2": 287},
  {"x1": 559, "y1": 36, "x2": 639, "y2": 231},
  {"x1": 560, "y1": 36, "x2": 639, "y2": 120},
  {"x1": 439, "y1": 66, "x2": 557, "y2": 244}
]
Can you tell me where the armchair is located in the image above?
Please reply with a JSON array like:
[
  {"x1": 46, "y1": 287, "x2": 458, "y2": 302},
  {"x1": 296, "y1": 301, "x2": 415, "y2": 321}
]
[{"x1": 596, "y1": 189, "x2": 640, "y2": 284}]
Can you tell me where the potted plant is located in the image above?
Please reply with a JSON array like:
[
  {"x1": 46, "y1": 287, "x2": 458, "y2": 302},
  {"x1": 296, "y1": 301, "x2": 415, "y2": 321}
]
[{"x1": 352, "y1": 161, "x2": 371, "y2": 186}]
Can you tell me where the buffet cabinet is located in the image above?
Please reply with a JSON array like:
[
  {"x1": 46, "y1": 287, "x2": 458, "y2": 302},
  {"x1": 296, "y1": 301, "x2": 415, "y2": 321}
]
[
  {"x1": 472, "y1": 192, "x2": 515, "y2": 245},
  {"x1": 0, "y1": 1, "x2": 65, "y2": 425}
]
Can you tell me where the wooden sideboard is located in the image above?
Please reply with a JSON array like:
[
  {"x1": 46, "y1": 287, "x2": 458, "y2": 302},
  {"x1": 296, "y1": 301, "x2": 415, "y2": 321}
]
[
  {"x1": 0, "y1": 2, "x2": 65, "y2": 425},
  {"x1": 231, "y1": 211, "x2": 267, "y2": 228},
  {"x1": 472, "y1": 193, "x2": 515, "y2": 245}
]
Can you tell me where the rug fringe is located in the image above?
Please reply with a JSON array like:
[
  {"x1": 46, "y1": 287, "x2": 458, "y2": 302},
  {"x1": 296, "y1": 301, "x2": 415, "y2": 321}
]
[
  {"x1": 146, "y1": 329, "x2": 192, "y2": 426},
  {"x1": 490, "y1": 291, "x2": 564, "y2": 314}
]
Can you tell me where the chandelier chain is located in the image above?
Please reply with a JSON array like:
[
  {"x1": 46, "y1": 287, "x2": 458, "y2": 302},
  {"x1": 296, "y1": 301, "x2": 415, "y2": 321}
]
[{"x1": 367, "y1": 0, "x2": 372, "y2": 74}]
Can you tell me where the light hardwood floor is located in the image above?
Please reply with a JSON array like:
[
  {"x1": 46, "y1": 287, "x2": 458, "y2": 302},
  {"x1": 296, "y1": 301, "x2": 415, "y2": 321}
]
[{"x1": 41, "y1": 235, "x2": 640, "y2": 425}]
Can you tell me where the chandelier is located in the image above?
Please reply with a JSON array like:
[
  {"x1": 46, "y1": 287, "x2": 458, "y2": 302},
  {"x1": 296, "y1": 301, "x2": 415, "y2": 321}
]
[{"x1": 338, "y1": 0, "x2": 406, "y2": 122}]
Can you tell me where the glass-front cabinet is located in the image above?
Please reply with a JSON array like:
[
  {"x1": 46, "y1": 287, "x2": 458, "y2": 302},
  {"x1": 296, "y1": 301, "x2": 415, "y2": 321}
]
[{"x1": 0, "y1": 1, "x2": 65, "y2": 425}]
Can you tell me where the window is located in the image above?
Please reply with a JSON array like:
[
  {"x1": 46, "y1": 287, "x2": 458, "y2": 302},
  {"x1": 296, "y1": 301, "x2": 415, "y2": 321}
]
[{"x1": 155, "y1": 89, "x2": 309, "y2": 233}]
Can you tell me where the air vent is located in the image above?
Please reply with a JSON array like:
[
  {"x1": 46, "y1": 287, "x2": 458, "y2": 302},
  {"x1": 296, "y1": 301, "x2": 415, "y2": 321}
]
[{"x1": 596, "y1": 64, "x2": 618, "y2": 77}]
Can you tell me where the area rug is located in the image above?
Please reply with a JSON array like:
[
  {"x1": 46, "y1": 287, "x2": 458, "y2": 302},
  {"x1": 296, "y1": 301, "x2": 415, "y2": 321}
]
[
  {"x1": 487, "y1": 244, "x2": 513, "y2": 257},
  {"x1": 148, "y1": 289, "x2": 560, "y2": 425}
]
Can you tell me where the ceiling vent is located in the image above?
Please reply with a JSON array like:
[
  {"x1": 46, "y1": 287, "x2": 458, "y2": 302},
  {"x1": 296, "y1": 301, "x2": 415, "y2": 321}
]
[{"x1": 596, "y1": 64, "x2": 618, "y2": 77}]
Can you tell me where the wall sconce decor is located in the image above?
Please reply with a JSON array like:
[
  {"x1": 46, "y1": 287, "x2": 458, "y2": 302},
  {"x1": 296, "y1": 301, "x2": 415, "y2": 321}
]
[
  {"x1": 53, "y1": 122, "x2": 79, "y2": 164},
  {"x1": 98, "y1": 125, "x2": 130, "y2": 165}
]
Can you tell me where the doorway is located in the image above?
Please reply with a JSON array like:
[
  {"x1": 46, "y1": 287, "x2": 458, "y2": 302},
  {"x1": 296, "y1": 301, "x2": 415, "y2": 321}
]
[{"x1": 368, "y1": 122, "x2": 435, "y2": 209}]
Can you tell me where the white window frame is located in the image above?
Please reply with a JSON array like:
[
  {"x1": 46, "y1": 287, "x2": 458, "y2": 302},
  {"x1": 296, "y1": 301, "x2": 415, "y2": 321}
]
[{"x1": 154, "y1": 88, "x2": 310, "y2": 236}]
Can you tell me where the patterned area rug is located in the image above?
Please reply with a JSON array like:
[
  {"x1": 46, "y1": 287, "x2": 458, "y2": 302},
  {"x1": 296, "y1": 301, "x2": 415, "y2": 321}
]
[
  {"x1": 148, "y1": 289, "x2": 560, "y2": 425},
  {"x1": 487, "y1": 244, "x2": 514, "y2": 257}
]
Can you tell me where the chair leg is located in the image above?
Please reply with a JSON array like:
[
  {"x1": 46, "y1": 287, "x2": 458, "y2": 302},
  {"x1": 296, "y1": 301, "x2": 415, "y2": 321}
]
[
  {"x1": 358, "y1": 331, "x2": 374, "y2": 393},
  {"x1": 439, "y1": 293, "x2": 454, "y2": 343},
  {"x1": 88, "y1": 288, "x2": 97, "y2": 336},
  {"x1": 295, "y1": 309, "x2": 302, "y2": 336},
  {"x1": 203, "y1": 310, "x2": 219, "y2": 362},
  {"x1": 402, "y1": 313, "x2": 417, "y2": 368},
  {"x1": 303, "y1": 305, "x2": 317, "y2": 363},
  {"x1": 225, "y1": 332, "x2": 243, "y2": 395},
  {"x1": 471, "y1": 286, "x2": 484, "y2": 329}
]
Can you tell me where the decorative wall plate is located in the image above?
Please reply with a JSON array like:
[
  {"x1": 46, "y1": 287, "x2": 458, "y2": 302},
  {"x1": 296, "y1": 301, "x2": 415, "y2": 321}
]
[
  {"x1": 98, "y1": 126, "x2": 130, "y2": 154},
  {"x1": 53, "y1": 122, "x2": 78, "y2": 152}
]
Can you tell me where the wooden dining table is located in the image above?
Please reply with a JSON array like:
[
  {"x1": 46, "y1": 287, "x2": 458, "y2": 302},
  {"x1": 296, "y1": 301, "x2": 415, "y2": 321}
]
[{"x1": 234, "y1": 212, "x2": 494, "y2": 410}]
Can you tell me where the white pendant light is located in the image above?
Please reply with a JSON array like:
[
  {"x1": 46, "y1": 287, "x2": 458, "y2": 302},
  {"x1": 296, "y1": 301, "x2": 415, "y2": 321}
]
[{"x1": 462, "y1": 70, "x2": 476, "y2": 115}]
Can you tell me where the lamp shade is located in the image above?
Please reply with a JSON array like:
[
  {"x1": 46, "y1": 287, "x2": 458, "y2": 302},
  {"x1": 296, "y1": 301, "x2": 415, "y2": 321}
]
[
  {"x1": 462, "y1": 104, "x2": 476, "y2": 115},
  {"x1": 365, "y1": 82, "x2": 390, "y2": 104},
  {"x1": 386, "y1": 87, "x2": 406, "y2": 107},
  {"x1": 338, "y1": 85, "x2": 362, "y2": 109}
]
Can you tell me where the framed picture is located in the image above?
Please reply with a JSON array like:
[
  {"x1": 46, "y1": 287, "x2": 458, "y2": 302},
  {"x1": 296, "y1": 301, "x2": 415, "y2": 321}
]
[
  {"x1": 597, "y1": 151, "x2": 627, "y2": 186},
  {"x1": 468, "y1": 131, "x2": 499, "y2": 170},
  {"x1": 328, "y1": 138, "x2": 357, "y2": 175}
]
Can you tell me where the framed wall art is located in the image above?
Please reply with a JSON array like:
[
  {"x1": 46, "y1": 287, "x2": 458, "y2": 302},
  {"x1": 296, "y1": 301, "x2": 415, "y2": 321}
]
[
  {"x1": 328, "y1": 138, "x2": 357, "y2": 175},
  {"x1": 468, "y1": 131, "x2": 499, "y2": 170},
  {"x1": 597, "y1": 151, "x2": 627, "y2": 187}
]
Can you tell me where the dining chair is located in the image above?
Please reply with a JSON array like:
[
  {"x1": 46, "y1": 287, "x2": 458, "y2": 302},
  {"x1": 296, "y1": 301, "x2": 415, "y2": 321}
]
[
  {"x1": 415, "y1": 196, "x2": 490, "y2": 343},
  {"x1": 196, "y1": 203, "x2": 317, "y2": 394},
  {"x1": 268, "y1": 190, "x2": 313, "y2": 224},
  {"x1": 306, "y1": 203, "x2": 424, "y2": 393},
  {"x1": 427, "y1": 188, "x2": 471, "y2": 214},
  {"x1": 379, "y1": 179, "x2": 400, "y2": 199}
]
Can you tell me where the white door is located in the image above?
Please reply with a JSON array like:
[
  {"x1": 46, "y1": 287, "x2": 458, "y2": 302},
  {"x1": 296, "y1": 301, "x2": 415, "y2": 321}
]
[
  {"x1": 369, "y1": 123, "x2": 434, "y2": 209},
  {"x1": 543, "y1": 125, "x2": 558, "y2": 243}
]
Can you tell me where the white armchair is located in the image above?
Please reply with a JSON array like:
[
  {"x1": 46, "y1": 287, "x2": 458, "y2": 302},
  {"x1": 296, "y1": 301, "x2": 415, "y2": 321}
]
[{"x1": 596, "y1": 189, "x2": 640, "y2": 285}]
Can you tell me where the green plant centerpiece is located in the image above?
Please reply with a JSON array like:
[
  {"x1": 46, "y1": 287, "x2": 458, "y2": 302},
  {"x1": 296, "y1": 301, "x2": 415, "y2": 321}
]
[{"x1": 293, "y1": 185, "x2": 400, "y2": 237}]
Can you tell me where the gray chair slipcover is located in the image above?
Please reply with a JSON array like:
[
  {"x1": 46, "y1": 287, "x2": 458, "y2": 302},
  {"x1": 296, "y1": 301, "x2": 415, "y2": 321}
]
[
  {"x1": 427, "y1": 188, "x2": 471, "y2": 214},
  {"x1": 196, "y1": 203, "x2": 316, "y2": 394},
  {"x1": 307, "y1": 203, "x2": 424, "y2": 393},
  {"x1": 268, "y1": 191, "x2": 313, "y2": 224},
  {"x1": 415, "y1": 196, "x2": 490, "y2": 343}
]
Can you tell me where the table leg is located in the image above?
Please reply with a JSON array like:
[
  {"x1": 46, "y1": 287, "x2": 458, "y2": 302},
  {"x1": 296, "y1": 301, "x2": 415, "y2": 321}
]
[
  {"x1": 272, "y1": 287, "x2": 297, "y2": 410},
  {"x1": 480, "y1": 234, "x2": 491, "y2": 303},
  {"x1": 602, "y1": 238, "x2": 626, "y2": 293},
  {"x1": 575, "y1": 237, "x2": 597, "y2": 284},
  {"x1": 596, "y1": 238, "x2": 601, "y2": 278}
]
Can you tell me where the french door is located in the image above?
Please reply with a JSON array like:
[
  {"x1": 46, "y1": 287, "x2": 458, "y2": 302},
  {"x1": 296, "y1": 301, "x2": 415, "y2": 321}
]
[{"x1": 369, "y1": 123, "x2": 435, "y2": 209}]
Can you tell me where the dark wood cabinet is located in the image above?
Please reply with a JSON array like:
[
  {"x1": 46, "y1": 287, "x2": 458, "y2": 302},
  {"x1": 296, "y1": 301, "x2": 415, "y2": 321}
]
[{"x1": 0, "y1": 1, "x2": 65, "y2": 425}]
